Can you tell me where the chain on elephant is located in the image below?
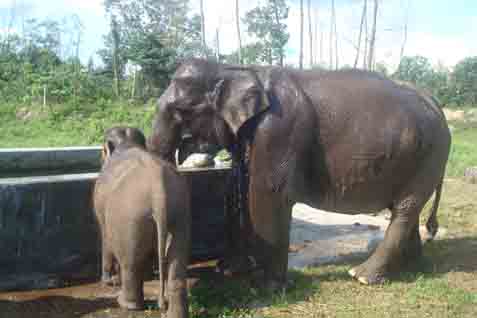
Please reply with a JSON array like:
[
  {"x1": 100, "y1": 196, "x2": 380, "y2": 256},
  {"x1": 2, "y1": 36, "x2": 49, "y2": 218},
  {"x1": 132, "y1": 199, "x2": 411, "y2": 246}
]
[{"x1": 217, "y1": 140, "x2": 255, "y2": 275}]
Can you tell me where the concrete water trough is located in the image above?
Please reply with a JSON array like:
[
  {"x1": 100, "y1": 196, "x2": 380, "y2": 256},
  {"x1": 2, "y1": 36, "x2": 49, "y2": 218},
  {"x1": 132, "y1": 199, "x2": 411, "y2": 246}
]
[
  {"x1": 0, "y1": 147, "x2": 102, "y2": 177},
  {"x1": 0, "y1": 147, "x2": 231, "y2": 291},
  {"x1": 0, "y1": 146, "x2": 395, "y2": 294}
]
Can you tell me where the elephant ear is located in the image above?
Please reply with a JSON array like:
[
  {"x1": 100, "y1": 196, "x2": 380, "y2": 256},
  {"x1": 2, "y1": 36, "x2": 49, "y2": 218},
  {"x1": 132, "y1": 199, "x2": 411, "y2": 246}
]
[
  {"x1": 259, "y1": 68, "x2": 314, "y2": 194},
  {"x1": 101, "y1": 140, "x2": 115, "y2": 162},
  {"x1": 215, "y1": 67, "x2": 272, "y2": 136}
]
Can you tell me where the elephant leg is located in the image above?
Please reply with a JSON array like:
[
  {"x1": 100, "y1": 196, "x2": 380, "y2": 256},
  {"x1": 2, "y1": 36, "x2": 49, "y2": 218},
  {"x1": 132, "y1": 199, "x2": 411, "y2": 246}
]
[
  {"x1": 248, "y1": 169, "x2": 293, "y2": 291},
  {"x1": 349, "y1": 194, "x2": 425, "y2": 285},
  {"x1": 117, "y1": 258, "x2": 145, "y2": 310},
  {"x1": 116, "y1": 230, "x2": 146, "y2": 310},
  {"x1": 101, "y1": 235, "x2": 117, "y2": 285},
  {"x1": 164, "y1": 234, "x2": 189, "y2": 318}
]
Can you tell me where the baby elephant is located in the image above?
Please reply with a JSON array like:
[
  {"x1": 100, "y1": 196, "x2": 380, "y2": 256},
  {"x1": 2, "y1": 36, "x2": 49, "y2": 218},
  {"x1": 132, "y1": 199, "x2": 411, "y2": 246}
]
[{"x1": 94, "y1": 126, "x2": 191, "y2": 318}]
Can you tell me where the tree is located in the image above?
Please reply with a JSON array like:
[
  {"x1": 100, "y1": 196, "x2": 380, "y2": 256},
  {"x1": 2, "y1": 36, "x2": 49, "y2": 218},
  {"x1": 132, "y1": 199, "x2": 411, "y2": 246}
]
[
  {"x1": 111, "y1": 16, "x2": 121, "y2": 98},
  {"x1": 307, "y1": 0, "x2": 313, "y2": 68},
  {"x1": 452, "y1": 56, "x2": 477, "y2": 106},
  {"x1": 367, "y1": 0, "x2": 379, "y2": 70},
  {"x1": 394, "y1": 56, "x2": 433, "y2": 85},
  {"x1": 223, "y1": 43, "x2": 265, "y2": 65},
  {"x1": 299, "y1": 0, "x2": 304, "y2": 69},
  {"x1": 399, "y1": 0, "x2": 410, "y2": 64},
  {"x1": 236, "y1": 0, "x2": 242, "y2": 64},
  {"x1": 200, "y1": 0, "x2": 207, "y2": 57},
  {"x1": 329, "y1": 0, "x2": 338, "y2": 70},
  {"x1": 102, "y1": 0, "x2": 201, "y2": 98},
  {"x1": 354, "y1": 0, "x2": 367, "y2": 68},
  {"x1": 244, "y1": 0, "x2": 289, "y2": 66}
]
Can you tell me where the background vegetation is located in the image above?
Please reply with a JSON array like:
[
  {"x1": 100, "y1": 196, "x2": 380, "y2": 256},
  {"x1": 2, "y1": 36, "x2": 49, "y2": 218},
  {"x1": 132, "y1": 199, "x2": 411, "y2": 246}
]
[{"x1": 0, "y1": 0, "x2": 476, "y2": 179}]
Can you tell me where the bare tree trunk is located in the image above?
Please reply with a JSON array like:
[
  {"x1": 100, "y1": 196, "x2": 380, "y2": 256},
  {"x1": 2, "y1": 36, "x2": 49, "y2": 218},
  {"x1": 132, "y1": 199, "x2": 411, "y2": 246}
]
[
  {"x1": 314, "y1": 8, "x2": 319, "y2": 65},
  {"x1": 333, "y1": 0, "x2": 338, "y2": 70},
  {"x1": 235, "y1": 0, "x2": 242, "y2": 64},
  {"x1": 200, "y1": 0, "x2": 207, "y2": 57},
  {"x1": 329, "y1": 1, "x2": 333, "y2": 69},
  {"x1": 320, "y1": 23, "x2": 324, "y2": 66},
  {"x1": 111, "y1": 16, "x2": 120, "y2": 99},
  {"x1": 272, "y1": 0, "x2": 284, "y2": 66},
  {"x1": 299, "y1": 0, "x2": 304, "y2": 69},
  {"x1": 43, "y1": 85, "x2": 47, "y2": 107},
  {"x1": 215, "y1": 28, "x2": 220, "y2": 62},
  {"x1": 131, "y1": 67, "x2": 136, "y2": 99},
  {"x1": 354, "y1": 0, "x2": 367, "y2": 68},
  {"x1": 399, "y1": 0, "x2": 410, "y2": 64},
  {"x1": 307, "y1": 0, "x2": 313, "y2": 68},
  {"x1": 363, "y1": 0, "x2": 368, "y2": 69},
  {"x1": 368, "y1": 0, "x2": 379, "y2": 71}
]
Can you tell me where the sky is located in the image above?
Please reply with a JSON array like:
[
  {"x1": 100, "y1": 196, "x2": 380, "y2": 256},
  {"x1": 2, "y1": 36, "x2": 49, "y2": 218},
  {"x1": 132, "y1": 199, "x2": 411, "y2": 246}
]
[{"x1": 1, "y1": 0, "x2": 476, "y2": 71}]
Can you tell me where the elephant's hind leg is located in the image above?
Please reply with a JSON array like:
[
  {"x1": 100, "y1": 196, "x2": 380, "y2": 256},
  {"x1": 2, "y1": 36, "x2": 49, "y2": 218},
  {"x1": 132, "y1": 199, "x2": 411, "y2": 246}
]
[
  {"x1": 116, "y1": 227, "x2": 147, "y2": 310},
  {"x1": 349, "y1": 161, "x2": 442, "y2": 285},
  {"x1": 349, "y1": 195, "x2": 424, "y2": 285}
]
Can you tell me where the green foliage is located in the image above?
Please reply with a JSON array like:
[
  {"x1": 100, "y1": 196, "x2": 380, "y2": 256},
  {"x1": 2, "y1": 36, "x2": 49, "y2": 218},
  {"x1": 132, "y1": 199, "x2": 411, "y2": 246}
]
[
  {"x1": 394, "y1": 56, "x2": 434, "y2": 86},
  {"x1": 452, "y1": 57, "x2": 477, "y2": 106},
  {"x1": 242, "y1": 0, "x2": 289, "y2": 65},
  {"x1": 393, "y1": 55, "x2": 477, "y2": 107}
]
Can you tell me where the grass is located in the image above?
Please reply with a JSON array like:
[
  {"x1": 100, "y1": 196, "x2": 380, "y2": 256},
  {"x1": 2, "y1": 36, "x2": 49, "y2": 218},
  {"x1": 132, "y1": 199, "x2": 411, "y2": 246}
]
[
  {"x1": 1, "y1": 104, "x2": 476, "y2": 178},
  {"x1": 0, "y1": 102, "x2": 155, "y2": 148},
  {"x1": 1, "y1": 104, "x2": 477, "y2": 317},
  {"x1": 183, "y1": 178, "x2": 477, "y2": 318}
]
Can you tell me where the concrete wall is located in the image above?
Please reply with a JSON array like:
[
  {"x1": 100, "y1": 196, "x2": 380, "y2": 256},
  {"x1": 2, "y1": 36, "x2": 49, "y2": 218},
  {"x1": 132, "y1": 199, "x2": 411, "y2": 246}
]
[
  {"x1": 0, "y1": 161, "x2": 231, "y2": 291},
  {"x1": 0, "y1": 147, "x2": 102, "y2": 177}
]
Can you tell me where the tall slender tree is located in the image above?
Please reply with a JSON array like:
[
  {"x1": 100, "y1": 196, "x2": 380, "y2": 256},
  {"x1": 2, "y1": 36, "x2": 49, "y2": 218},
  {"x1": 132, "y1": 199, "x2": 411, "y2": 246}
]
[
  {"x1": 299, "y1": 0, "x2": 304, "y2": 69},
  {"x1": 200, "y1": 0, "x2": 207, "y2": 57},
  {"x1": 244, "y1": 0, "x2": 289, "y2": 66},
  {"x1": 272, "y1": 0, "x2": 287, "y2": 66},
  {"x1": 111, "y1": 16, "x2": 120, "y2": 98},
  {"x1": 235, "y1": 0, "x2": 242, "y2": 64},
  {"x1": 329, "y1": 0, "x2": 334, "y2": 69},
  {"x1": 215, "y1": 27, "x2": 220, "y2": 62},
  {"x1": 314, "y1": 7, "x2": 319, "y2": 65},
  {"x1": 368, "y1": 0, "x2": 379, "y2": 71},
  {"x1": 333, "y1": 0, "x2": 338, "y2": 69},
  {"x1": 400, "y1": 0, "x2": 410, "y2": 64},
  {"x1": 307, "y1": 0, "x2": 313, "y2": 68},
  {"x1": 354, "y1": 0, "x2": 367, "y2": 68},
  {"x1": 363, "y1": 0, "x2": 369, "y2": 69}
]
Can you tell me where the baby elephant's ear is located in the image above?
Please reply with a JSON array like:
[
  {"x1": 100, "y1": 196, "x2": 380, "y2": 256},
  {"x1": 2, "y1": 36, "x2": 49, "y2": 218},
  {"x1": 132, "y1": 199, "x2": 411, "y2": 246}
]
[{"x1": 102, "y1": 140, "x2": 115, "y2": 161}]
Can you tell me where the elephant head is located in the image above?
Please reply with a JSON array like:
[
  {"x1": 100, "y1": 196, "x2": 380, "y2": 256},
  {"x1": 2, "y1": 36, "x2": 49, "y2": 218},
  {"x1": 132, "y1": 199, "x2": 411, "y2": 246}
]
[
  {"x1": 148, "y1": 58, "x2": 271, "y2": 162},
  {"x1": 101, "y1": 126, "x2": 146, "y2": 162}
]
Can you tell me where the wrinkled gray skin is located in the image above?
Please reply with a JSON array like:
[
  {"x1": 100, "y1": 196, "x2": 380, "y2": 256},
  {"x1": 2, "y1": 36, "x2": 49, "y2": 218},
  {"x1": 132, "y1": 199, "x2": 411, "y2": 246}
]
[
  {"x1": 148, "y1": 59, "x2": 451, "y2": 287},
  {"x1": 94, "y1": 127, "x2": 190, "y2": 317}
]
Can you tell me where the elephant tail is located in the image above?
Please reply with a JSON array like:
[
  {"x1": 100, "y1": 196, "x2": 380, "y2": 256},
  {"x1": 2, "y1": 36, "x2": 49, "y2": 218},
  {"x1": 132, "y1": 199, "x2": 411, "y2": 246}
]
[
  {"x1": 424, "y1": 180, "x2": 443, "y2": 242},
  {"x1": 151, "y1": 177, "x2": 168, "y2": 311}
]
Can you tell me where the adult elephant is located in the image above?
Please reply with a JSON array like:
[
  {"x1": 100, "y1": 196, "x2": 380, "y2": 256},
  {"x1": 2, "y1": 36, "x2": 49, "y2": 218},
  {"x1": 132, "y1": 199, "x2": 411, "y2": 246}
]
[{"x1": 148, "y1": 59, "x2": 451, "y2": 287}]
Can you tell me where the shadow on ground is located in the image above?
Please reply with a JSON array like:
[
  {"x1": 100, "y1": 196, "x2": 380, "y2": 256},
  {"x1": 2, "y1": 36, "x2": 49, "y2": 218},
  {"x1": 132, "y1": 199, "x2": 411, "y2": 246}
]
[{"x1": 1, "y1": 235, "x2": 475, "y2": 318}]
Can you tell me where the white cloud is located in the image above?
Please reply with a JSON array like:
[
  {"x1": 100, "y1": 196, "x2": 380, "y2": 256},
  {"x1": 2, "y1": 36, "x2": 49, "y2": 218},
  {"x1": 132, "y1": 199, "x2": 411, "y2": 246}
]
[{"x1": 62, "y1": 0, "x2": 104, "y2": 12}]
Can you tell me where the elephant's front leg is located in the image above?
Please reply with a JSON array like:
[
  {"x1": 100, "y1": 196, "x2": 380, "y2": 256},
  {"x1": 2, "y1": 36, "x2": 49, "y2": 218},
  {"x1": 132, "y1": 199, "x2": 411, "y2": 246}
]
[{"x1": 248, "y1": 154, "x2": 293, "y2": 291}]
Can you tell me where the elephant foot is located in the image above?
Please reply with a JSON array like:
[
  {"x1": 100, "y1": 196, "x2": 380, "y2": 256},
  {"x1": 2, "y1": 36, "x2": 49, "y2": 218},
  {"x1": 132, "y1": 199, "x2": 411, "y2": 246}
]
[
  {"x1": 215, "y1": 255, "x2": 257, "y2": 276},
  {"x1": 117, "y1": 292, "x2": 144, "y2": 311},
  {"x1": 348, "y1": 261, "x2": 387, "y2": 285},
  {"x1": 102, "y1": 273, "x2": 121, "y2": 287},
  {"x1": 262, "y1": 278, "x2": 291, "y2": 294}
]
